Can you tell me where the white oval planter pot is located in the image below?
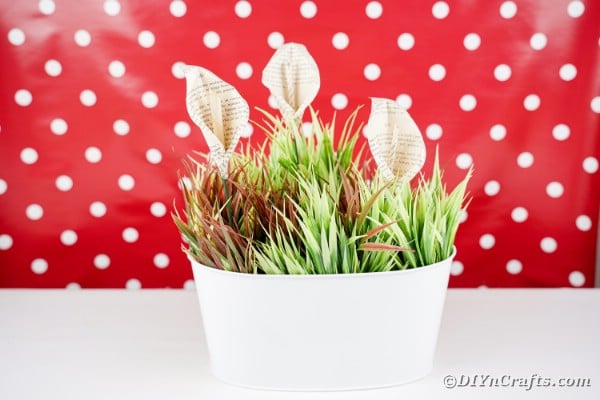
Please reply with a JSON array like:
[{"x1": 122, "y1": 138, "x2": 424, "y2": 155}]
[{"x1": 190, "y1": 249, "x2": 454, "y2": 391}]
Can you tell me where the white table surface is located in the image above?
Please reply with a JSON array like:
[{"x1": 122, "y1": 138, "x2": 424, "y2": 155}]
[{"x1": 0, "y1": 289, "x2": 598, "y2": 400}]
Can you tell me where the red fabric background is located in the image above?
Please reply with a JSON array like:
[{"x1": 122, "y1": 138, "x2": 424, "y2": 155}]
[{"x1": 0, "y1": 0, "x2": 598, "y2": 288}]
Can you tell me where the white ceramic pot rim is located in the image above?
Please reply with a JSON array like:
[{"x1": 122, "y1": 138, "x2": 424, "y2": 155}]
[{"x1": 188, "y1": 246, "x2": 456, "y2": 281}]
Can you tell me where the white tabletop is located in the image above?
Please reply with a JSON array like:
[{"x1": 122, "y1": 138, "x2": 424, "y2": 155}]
[{"x1": 0, "y1": 289, "x2": 598, "y2": 400}]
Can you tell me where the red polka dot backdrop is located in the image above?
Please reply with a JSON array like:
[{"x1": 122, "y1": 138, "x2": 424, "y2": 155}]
[{"x1": 0, "y1": 0, "x2": 598, "y2": 288}]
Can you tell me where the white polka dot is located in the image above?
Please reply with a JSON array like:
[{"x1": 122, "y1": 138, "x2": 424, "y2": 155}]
[
  {"x1": 523, "y1": 94, "x2": 541, "y2": 111},
  {"x1": 60, "y1": 230, "x2": 78, "y2": 246},
  {"x1": 85, "y1": 146, "x2": 102, "y2": 163},
  {"x1": 15, "y1": 89, "x2": 32, "y2": 106},
  {"x1": 362, "y1": 125, "x2": 372, "y2": 138},
  {"x1": 178, "y1": 176, "x2": 192, "y2": 191},
  {"x1": 44, "y1": 59, "x2": 62, "y2": 77},
  {"x1": 265, "y1": 95, "x2": 278, "y2": 110},
  {"x1": 540, "y1": 237, "x2": 557, "y2": 253},
  {"x1": 463, "y1": 33, "x2": 481, "y2": 51},
  {"x1": 569, "y1": 271, "x2": 585, "y2": 287},
  {"x1": 80, "y1": 90, "x2": 97, "y2": 106},
  {"x1": 126, "y1": 278, "x2": 142, "y2": 290},
  {"x1": 489, "y1": 124, "x2": 507, "y2": 141},
  {"x1": 146, "y1": 148, "x2": 162, "y2": 164},
  {"x1": 552, "y1": 124, "x2": 570, "y2": 141},
  {"x1": 171, "y1": 61, "x2": 186, "y2": 79},
  {"x1": 546, "y1": 181, "x2": 564, "y2": 198},
  {"x1": 300, "y1": 1, "x2": 317, "y2": 18},
  {"x1": 236, "y1": 62, "x2": 253, "y2": 79},
  {"x1": 66, "y1": 282, "x2": 81, "y2": 290},
  {"x1": 397, "y1": 33, "x2": 415, "y2": 50},
  {"x1": 567, "y1": 1, "x2": 585, "y2": 18},
  {"x1": 235, "y1": 0, "x2": 252, "y2": 18},
  {"x1": 113, "y1": 119, "x2": 130, "y2": 135},
  {"x1": 432, "y1": 1, "x2": 449, "y2": 19},
  {"x1": 174, "y1": 121, "x2": 191, "y2": 137},
  {"x1": 141, "y1": 91, "x2": 159, "y2": 108},
  {"x1": 74, "y1": 29, "x2": 91, "y2": 47},
  {"x1": 150, "y1": 202, "x2": 167, "y2": 217},
  {"x1": 170, "y1": 0, "x2": 187, "y2": 17},
  {"x1": 426, "y1": 124, "x2": 443, "y2": 140},
  {"x1": 26, "y1": 204, "x2": 44, "y2": 220},
  {"x1": 450, "y1": 261, "x2": 463, "y2": 276},
  {"x1": 506, "y1": 259, "x2": 522, "y2": 274},
  {"x1": 459, "y1": 209, "x2": 468, "y2": 223},
  {"x1": 90, "y1": 201, "x2": 107, "y2": 217},
  {"x1": 239, "y1": 123, "x2": 253, "y2": 138},
  {"x1": 365, "y1": 1, "x2": 383, "y2": 19},
  {"x1": 494, "y1": 64, "x2": 511, "y2": 81},
  {"x1": 267, "y1": 32, "x2": 284, "y2": 49},
  {"x1": 94, "y1": 254, "x2": 110, "y2": 270},
  {"x1": 203, "y1": 31, "x2": 220, "y2": 49},
  {"x1": 154, "y1": 253, "x2": 170, "y2": 268},
  {"x1": 364, "y1": 63, "x2": 381, "y2": 81},
  {"x1": 31, "y1": 258, "x2": 48, "y2": 274},
  {"x1": 331, "y1": 93, "x2": 348, "y2": 110},
  {"x1": 8, "y1": 28, "x2": 26, "y2": 46},
  {"x1": 332, "y1": 32, "x2": 349, "y2": 50},
  {"x1": 530, "y1": 33, "x2": 547, "y2": 50},
  {"x1": 104, "y1": 0, "x2": 121, "y2": 16},
  {"x1": 479, "y1": 234, "x2": 495, "y2": 249},
  {"x1": 0, "y1": 179, "x2": 7, "y2": 195},
  {"x1": 20, "y1": 148, "x2": 38, "y2": 164},
  {"x1": 39, "y1": 0, "x2": 56, "y2": 15},
  {"x1": 138, "y1": 30, "x2": 155, "y2": 48},
  {"x1": 302, "y1": 122, "x2": 313, "y2": 137},
  {"x1": 456, "y1": 153, "x2": 473, "y2": 169},
  {"x1": 459, "y1": 94, "x2": 477, "y2": 111},
  {"x1": 108, "y1": 60, "x2": 126, "y2": 78},
  {"x1": 499, "y1": 1, "x2": 517, "y2": 18},
  {"x1": 484, "y1": 180, "x2": 501, "y2": 196},
  {"x1": 575, "y1": 215, "x2": 592, "y2": 231},
  {"x1": 590, "y1": 96, "x2": 600, "y2": 113},
  {"x1": 559, "y1": 64, "x2": 577, "y2": 81},
  {"x1": 50, "y1": 118, "x2": 68, "y2": 135},
  {"x1": 55, "y1": 175, "x2": 73, "y2": 191},
  {"x1": 118, "y1": 174, "x2": 135, "y2": 191},
  {"x1": 122, "y1": 227, "x2": 139, "y2": 243},
  {"x1": 428, "y1": 64, "x2": 446, "y2": 81},
  {"x1": 516, "y1": 152, "x2": 534, "y2": 168},
  {"x1": 511, "y1": 207, "x2": 528, "y2": 223},
  {"x1": 183, "y1": 280, "x2": 196, "y2": 290},
  {"x1": 583, "y1": 157, "x2": 598, "y2": 173},
  {"x1": 396, "y1": 94, "x2": 412, "y2": 110},
  {"x1": 0, "y1": 234, "x2": 13, "y2": 250}
]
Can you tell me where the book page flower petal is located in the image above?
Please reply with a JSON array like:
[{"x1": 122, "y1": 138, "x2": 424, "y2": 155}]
[
  {"x1": 261, "y1": 43, "x2": 320, "y2": 123},
  {"x1": 366, "y1": 97, "x2": 426, "y2": 182},
  {"x1": 184, "y1": 65, "x2": 249, "y2": 176}
]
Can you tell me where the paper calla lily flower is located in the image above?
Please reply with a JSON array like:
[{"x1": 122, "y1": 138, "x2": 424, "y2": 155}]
[
  {"x1": 262, "y1": 43, "x2": 320, "y2": 123},
  {"x1": 365, "y1": 97, "x2": 426, "y2": 182},
  {"x1": 183, "y1": 65, "x2": 250, "y2": 177}
]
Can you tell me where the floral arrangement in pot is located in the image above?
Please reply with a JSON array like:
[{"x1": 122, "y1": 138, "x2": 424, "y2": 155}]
[{"x1": 173, "y1": 43, "x2": 472, "y2": 391}]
